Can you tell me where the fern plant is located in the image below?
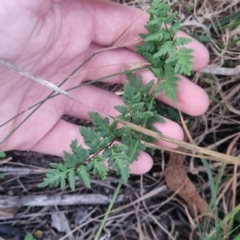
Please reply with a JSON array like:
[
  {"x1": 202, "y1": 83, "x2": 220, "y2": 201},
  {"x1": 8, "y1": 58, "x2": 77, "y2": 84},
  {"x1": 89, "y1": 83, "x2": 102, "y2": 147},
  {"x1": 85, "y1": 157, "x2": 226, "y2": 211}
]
[
  {"x1": 39, "y1": 0, "x2": 193, "y2": 190},
  {"x1": 39, "y1": 0, "x2": 194, "y2": 238},
  {"x1": 39, "y1": 73, "x2": 162, "y2": 189}
]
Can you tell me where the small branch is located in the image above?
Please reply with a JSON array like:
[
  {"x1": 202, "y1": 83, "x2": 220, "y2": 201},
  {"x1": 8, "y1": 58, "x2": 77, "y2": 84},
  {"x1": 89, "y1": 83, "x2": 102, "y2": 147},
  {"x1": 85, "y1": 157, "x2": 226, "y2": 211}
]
[
  {"x1": 0, "y1": 58, "x2": 79, "y2": 102},
  {"x1": 118, "y1": 119, "x2": 240, "y2": 165},
  {"x1": 0, "y1": 167, "x2": 46, "y2": 175},
  {"x1": 200, "y1": 65, "x2": 240, "y2": 76},
  {"x1": 0, "y1": 193, "x2": 125, "y2": 209}
]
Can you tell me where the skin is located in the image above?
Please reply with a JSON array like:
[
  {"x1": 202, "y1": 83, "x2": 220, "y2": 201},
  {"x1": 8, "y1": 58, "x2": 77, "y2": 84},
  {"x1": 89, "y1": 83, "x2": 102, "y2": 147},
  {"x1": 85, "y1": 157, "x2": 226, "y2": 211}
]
[{"x1": 0, "y1": 0, "x2": 209, "y2": 174}]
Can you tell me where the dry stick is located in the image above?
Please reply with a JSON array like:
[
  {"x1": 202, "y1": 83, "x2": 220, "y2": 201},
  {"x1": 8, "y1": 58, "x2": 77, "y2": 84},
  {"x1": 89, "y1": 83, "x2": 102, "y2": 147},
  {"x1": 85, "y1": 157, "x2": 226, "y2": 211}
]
[
  {"x1": 113, "y1": 199, "x2": 182, "y2": 240},
  {"x1": 117, "y1": 119, "x2": 240, "y2": 165},
  {"x1": 139, "y1": 176, "x2": 174, "y2": 239},
  {"x1": 60, "y1": 185, "x2": 170, "y2": 240},
  {"x1": 207, "y1": 132, "x2": 240, "y2": 150},
  {"x1": 0, "y1": 166, "x2": 45, "y2": 175},
  {"x1": 145, "y1": 143, "x2": 225, "y2": 161},
  {"x1": 206, "y1": 83, "x2": 240, "y2": 118},
  {"x1": 135, "y1": 202, "x2": 144, "y2": 240},
  {"x1": 0, "y1": 59, "x2": 78, "y2": 101},
  {"x1": 147, "y1": 213, "x2": 175, "y2": 240},
  {"x1": 219, "y1": 86, "x2": 240, "y2": 115},
  {"x1": 222, "y1": 134, "x2": 240, "y2": 236},
  {"x1": 200, "y1": 65, "x2": 240, "y2": 76},
  {"x1": 0, "y1": 194, "x2": 125, "y2": 209},
  {"x1": 105, "y1": 180, "x2": 190, "y2": 240},
  {"x1": 0, "y1": 157, "x2": 12, "y2": 165}
]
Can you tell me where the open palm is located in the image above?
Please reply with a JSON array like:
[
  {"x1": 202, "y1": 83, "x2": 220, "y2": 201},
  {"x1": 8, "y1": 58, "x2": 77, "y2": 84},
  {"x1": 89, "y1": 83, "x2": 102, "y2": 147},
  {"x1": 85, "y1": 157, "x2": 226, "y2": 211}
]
[{"x1": 0, "y1": 0, "x2": 209, "y2": 174}]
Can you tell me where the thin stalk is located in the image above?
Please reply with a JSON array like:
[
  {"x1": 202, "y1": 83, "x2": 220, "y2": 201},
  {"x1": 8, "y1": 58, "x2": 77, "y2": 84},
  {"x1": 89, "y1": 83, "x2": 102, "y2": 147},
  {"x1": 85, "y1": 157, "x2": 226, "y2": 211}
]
[
  {"x1": 201, "y1": 158, "x2": 220, "y2": 240},
  {"x1": 94, "y1": 139, "x2": 141, "y2": 239},
  {"x1": 94, "y1": 93, "x2": 156, "y2": 239},
  {"x1": 94, "y1": 179, "x2": 123, "y2": 240}
]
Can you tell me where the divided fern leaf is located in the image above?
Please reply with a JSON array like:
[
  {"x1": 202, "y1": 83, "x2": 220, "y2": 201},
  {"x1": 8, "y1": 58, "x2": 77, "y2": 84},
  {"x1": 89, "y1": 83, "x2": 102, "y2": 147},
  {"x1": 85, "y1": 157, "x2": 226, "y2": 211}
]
[
  {"x1": 136, "y1": 0, "x2": 194, "y2": 102},
  {"x1": 39, "y1": 0, "x2": 195, "y2": 195}
]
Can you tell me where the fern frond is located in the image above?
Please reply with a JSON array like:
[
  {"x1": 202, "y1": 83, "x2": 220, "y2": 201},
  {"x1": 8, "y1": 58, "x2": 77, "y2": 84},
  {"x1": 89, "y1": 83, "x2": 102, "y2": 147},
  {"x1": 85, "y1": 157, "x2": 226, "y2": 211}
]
[
  {"x1": 40, "y1": 0, "x2": 194, "y2": 193},
  {"x1": 68, "y1": 170, "x2": 76, "y2": 191},
  {"x1": 136, "y1": 0, "x2": 194, "y2": 102}
]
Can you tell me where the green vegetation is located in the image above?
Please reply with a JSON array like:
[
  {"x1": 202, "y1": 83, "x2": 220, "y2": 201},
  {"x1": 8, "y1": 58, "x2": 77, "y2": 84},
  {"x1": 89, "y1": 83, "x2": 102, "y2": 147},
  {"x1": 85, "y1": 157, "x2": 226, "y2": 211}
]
[
  {"x1": 0, "y1": 151, "x2": 6, "y2": 158},
  {"x1": 39, "y1": 0, "x2": 194, "y2": 238},
  {"x1": 39, "y1": 0, "x2": 193, "y2": 191},
  {"x1": 24, "y1": 233, "x2": 37, "y2": 240}
]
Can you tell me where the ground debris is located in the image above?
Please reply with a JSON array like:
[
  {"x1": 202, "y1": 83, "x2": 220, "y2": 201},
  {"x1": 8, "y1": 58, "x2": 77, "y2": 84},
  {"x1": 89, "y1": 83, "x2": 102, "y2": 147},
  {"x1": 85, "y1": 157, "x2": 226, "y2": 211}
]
[{"x1": 164, "y1": 148, "x2": 209, "y2": 215}]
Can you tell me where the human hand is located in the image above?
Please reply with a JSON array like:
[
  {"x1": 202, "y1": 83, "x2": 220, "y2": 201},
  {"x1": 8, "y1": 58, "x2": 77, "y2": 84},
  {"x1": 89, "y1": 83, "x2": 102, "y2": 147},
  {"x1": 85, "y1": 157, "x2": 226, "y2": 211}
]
[{"x1": 0, "y1": 0, "x2": 209, "y2": 174}]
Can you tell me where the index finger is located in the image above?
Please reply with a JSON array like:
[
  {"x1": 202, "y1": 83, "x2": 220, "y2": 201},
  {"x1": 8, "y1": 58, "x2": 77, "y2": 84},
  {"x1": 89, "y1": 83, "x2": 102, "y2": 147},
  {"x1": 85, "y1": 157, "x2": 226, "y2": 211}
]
[{"x1": 89, "y1": 0, "x2": 209, "y2": 70}]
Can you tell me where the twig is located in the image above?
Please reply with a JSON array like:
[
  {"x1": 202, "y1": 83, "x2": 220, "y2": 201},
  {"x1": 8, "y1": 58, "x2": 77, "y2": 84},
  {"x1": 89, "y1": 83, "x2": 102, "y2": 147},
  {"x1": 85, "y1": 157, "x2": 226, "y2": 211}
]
[
  {"x1": 0, "y1": 194, "x2": 125, "y2": 209},
  {"x1": 0, "y1": 58, "x2": 77, "y2": 101},
  {"x1": 0, "y1": 167, "x2": 46, "y2": 175},
  {"x1": 200, "y1": 65, "x2": 240, "y2": 76},
  {"x1": 118, "y1": 119, "x2": 240, "y2": 165}
]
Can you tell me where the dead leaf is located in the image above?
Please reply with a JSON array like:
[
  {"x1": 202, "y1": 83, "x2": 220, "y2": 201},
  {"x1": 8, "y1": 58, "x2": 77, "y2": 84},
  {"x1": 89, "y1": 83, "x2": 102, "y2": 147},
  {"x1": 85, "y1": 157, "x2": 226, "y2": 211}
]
[
  {"x1": 164, "y1": 148, "x2": 209, "y2": 215},
  {"x1": 0, "y1": 207, "x2": 19, "y2": 219}
]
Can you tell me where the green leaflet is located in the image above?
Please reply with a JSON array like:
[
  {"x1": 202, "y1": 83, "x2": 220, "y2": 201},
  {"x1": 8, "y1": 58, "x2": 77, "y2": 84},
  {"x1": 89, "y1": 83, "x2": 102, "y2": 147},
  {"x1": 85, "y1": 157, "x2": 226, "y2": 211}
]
[
  {"x1": 80, "y1": 126, "x2": 101, "y2": 152},
  {"x1": 77, "y1": 165, "x2": 91, "y2": 188},
  {"x1": 136, "y1": 0, "x2": 194, "y2": 102},
  {"x1": 0, "y1": 151, "x2": 6, "y2": 158},
  {"x1": 70, "y1": 140, "x2": 90, "y2": 163},
  {"x1": 68, "y1": 170, "x2": 76, "y2": 191},
  {"x1": 89, "y1": 112, "x2": 118, "y2": 138},
  {"x1": 92, "y1": 156, "x2": 108, "y2": 180},
  {"x1": 24, "y1": 233, "x2": 37, "y2": 240}
]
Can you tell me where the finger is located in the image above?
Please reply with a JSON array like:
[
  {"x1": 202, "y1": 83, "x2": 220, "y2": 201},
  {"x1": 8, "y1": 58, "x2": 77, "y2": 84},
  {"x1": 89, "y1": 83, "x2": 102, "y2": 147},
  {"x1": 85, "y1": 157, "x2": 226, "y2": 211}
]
[
  {"x1": 87, "y1": 0, "x2": 209, "y2": 70},
  {"x1": 87, "y1": 0, "x2": 148, "y2": 46},
  {"x1": 157, "y1": 76, "x2": 209, "y2": 116},
  {"x1": 86, "y1": 41, "x2": 208, "y2": 81},
  {"x1": 139, "y1": 69, "x2": 209, "y2": 116},
  {"x1": 59, "y1": 0, "x2": 209, "y2": 71},
  {"x1": 65, "y1": 85, "x2": 184, "y2": 148},
  {"x1": 129, "y1": 151, "x2": 153, "y2": 174},
  {"x1": 32, "y1": 119, "x2": 153, "y2": 174}
]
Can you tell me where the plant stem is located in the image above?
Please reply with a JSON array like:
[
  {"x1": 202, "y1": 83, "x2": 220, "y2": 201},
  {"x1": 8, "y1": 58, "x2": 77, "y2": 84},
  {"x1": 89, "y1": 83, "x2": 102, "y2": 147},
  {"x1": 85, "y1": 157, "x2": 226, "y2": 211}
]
[
  {"x1": 94, "y1": 134, "x2": 142, "y2": 239},
  {"x1": 94, "y1": 179, "x2": 123, "y2": 240}
]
